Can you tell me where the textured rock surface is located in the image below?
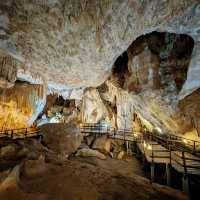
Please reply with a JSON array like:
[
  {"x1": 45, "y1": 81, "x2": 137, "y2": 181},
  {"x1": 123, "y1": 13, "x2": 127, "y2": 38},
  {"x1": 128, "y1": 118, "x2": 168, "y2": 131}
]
[
  {"x1": 179, "y1": 88, "x2": 200, "y2": 135},
  {"x1": 0, "y1": 1, "x2": 200, "y2": 132},
  {"x1": 83, "y1": 31, "x2": 195, "y2": 134},
  {"x1": 179, "y1": 42, "x2": 200, "y2": 99},
  {"x1": 0, "y1": 138, "x2": 45, "y2": 170},
  {"x1": 0, "y1": 0, "x2": 199, "y2": 95},
  {"x1": 40, "y1": 123, "x2": 83, "y2": 157},
  {"x1": 0, "y1": 82, "x2": 46, "y2": 130},
  {"x1": 81, "y1": 88, "x2": 110, "y2": 124},
  {"x1": 0, "y1": 54, "x2": 17, "y2": 88},
  {"x1": 76, "y1": 148, "x2": 106, "y2": 160},
  {"x1": 0, "y1": 157, "x2": 187, "y2": 200},
  {"x1": 92, "y1": 135, "x2": 111, "y2": 153}
]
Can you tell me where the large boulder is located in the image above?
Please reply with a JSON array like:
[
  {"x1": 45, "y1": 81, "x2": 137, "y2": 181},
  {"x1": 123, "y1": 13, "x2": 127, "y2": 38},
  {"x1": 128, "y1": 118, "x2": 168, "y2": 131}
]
[
  {"x1": 76, "y1": 148, "x2": 106, "y2": 160},
  {"x1": 40, "y1": 123, "x2": 83, "y2": 158},
  {"x1": 0, "y1": 145, "x2": 18, "y2": 159},
  {"x1": 23, "y1": 155, "x2": 48, "y2": 178},
  {"x1": 92, "y1": 135, "x2": 112, "y2": 154},
  {"x1": 0, "y1": 138, "x2": 45, "y2": 171}
]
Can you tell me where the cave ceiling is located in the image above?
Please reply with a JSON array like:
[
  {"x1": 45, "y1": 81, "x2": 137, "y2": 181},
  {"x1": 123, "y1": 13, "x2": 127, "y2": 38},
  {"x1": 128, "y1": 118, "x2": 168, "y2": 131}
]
[
  {"x1": 0, "y1": 0, "x2": 199, "y2": 97},
  {"x1": 0, "y1": 1, "x2": 200, "y2": 132}
]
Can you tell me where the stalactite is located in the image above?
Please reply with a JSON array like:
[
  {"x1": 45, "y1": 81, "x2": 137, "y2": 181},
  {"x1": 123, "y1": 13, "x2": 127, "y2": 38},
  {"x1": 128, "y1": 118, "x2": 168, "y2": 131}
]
[
  {"x1": 0, "y1": 55, "x2": 17, "y2": 88},
  {"x1": 95, "y1": 0, "x2": 101, "y2": 51},
  {"x1": 0, "y1": 83, "x2": 46, "y2": 130}
]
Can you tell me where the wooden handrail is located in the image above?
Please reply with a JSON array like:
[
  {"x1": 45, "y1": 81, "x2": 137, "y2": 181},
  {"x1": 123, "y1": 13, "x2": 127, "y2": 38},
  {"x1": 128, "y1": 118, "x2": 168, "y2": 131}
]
[{"x1": 80, "y1": 123, "x2": 200, "y2": 174}]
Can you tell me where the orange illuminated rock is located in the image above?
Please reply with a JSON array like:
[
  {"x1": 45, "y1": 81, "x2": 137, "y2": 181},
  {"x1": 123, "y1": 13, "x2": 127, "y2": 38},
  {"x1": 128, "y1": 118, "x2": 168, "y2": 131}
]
[{"x1": 0, "y1": 82, "x2": 46, "y2": 130}]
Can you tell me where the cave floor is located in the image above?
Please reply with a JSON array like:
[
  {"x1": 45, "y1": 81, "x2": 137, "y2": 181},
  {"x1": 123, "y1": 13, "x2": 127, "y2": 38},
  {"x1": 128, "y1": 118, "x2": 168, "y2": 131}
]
[{"x1": 0, "y1": 156, "x2": 187, "y2": 200}]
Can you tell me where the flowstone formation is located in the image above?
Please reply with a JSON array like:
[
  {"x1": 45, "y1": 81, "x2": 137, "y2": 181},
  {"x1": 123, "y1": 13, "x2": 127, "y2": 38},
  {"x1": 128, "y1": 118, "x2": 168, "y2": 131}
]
[
  {"x1": 0, "y1": 82, "x2": 46, "y2": 130},
  {"x1": 0, "y1": 0, "x2": 200, "y2": 134}
]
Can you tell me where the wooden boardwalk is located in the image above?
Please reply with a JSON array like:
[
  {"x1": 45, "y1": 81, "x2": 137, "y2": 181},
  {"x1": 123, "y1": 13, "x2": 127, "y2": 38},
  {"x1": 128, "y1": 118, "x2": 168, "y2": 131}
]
[
  {"x1": 0, "y1": 127, "x2": 41, "y2": 139},
  {"x1": 0, "y1": 123, "x2": 199, "y2": 177},
  {"x1": 0, "y1": 122, "x2": 199, "y2": 194},
  {"x1": 80, "y1": 123, "x2": 200, "y2": 177}
]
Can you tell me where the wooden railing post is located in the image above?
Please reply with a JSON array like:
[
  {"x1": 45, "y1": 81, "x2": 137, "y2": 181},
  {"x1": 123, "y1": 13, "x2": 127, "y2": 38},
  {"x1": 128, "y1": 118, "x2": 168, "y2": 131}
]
[
  {"x1": 167, "y1": 145, "x2": 172, "y2": 187},
  {"x1": 166, "y1": 163, "x2": 171, "y2": 186},
  {"x1": 182, "y1": 151, "x2": 189, "y2": 195},
  {"x1": 182, "y1": 151, "x2": 187, "y2": 175},
  {"x1": 151, "y1": 150, "x2": 155, "y2": 183},
  {"x1": 11, "y1": 130, "x2": 13, "y2": 139},
  {"x1": 169, "y1": 146, "x2": 172, "y2": 166},
  {"x1": 123, "y1": 128, "x2": 125, "y2": 142}
]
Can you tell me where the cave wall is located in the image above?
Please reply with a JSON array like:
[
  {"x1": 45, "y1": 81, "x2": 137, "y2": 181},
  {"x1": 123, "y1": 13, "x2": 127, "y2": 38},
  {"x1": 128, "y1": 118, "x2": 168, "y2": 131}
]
[
  {"x1": 36, "y1": 95, "x2": 81, "y2": 126},
  {"x1": 81, "y1": 88, "x2": 111, "y2": 124},
  {"x1": 81, "y1": 31, "x2": 195, "y2": 135},
  {"x1": 0, "y1": 0, "x2": 200, "y2": 96},
  {"x1": 179, "y1": 42, "x2": 200, "y2": 99},
  {"x1": 0, "y1": 54, "x2": 17, "y2": 88},
  {"x1": 179, "y1": 88, "x2": 200, "y2": 136},
  {"x1": 0, "y1": 82, "x2": 46, "y2": 130},
  {"x1": 0, "y1": 1, "x2": 200, "y2": 131}
]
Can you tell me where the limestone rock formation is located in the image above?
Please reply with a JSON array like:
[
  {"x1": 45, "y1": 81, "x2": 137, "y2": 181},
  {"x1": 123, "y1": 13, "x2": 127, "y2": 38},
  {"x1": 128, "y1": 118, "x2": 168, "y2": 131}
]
[
  {"x1": 0, "y1": 0, "x2": 200, "y2": 95},
  {"x1": 76, "y1": 148, "x2": 106, "y2": 160},
  {"x1": 92, "y1": 135, "x2": 112, "y2": 154},
  {"x1": 82, "y1": 31, "x2": 196, "y2": 135},
  {"x1": 179, "y1": 42, "x2": 200, "y2": 99},
  {"x1": 37, "y1": 96, "x2": 81, "y2": 126},
  {"x1": 0, "y1": 54, "x2": 17, "y2": 88},
  {"x1": 40, "y1": 123, "x2": 83, "y2": 158},
  {"x1": 0, "y1": 1, "x2": 199, "y2": 134},
  {"x1": 0, "y1": 138, "x2": 45, "y2": 170},
  {"x1": 0, "y1": 82, "x2": 46, "y2": 130},
  {"x1": 81, "y1": 88, "x2": 110, "y2": 124}
]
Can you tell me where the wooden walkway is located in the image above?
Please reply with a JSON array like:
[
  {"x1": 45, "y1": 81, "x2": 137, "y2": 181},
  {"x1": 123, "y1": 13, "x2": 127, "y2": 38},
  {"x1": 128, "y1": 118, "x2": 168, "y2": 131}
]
[
  {"x1": 1, "y1": 124, "x2": 200, "y2": 176},
  {"x1": 80, "y1": 123, "x2": 200, "y2": 177},
  {"x1": 0, "y1": 122, "x2": 199, "y2": 194},
  {"x1": 0, "y1": 127, "x2": 41, "y2": 139}
]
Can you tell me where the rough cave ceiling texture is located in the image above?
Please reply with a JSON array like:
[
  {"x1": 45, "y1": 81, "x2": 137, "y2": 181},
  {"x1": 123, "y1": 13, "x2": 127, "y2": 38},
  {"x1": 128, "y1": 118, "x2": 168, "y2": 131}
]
[
  {"x1": 0, "y1": 0, "x2": 199, "y2": 96},
  {"x1": 0, "y1": 0, "x2": 200, "y2": 132},
  {"x1": 81, "y1": 31, "x2": 197, "y2": 135}
]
